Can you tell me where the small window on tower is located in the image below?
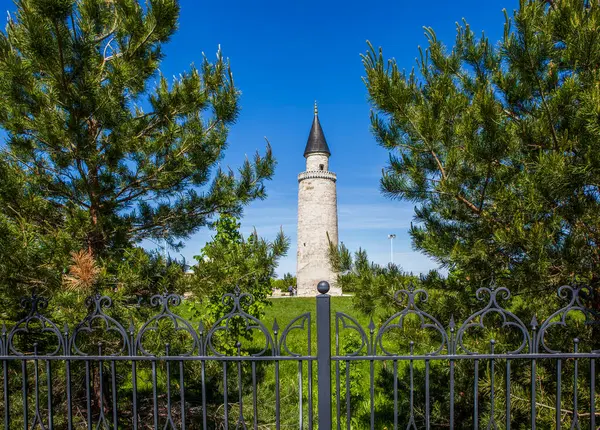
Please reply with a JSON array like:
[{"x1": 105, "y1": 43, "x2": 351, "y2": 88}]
[{"x1": 319, "y1": 164, "x2": 324, "y2": 171}]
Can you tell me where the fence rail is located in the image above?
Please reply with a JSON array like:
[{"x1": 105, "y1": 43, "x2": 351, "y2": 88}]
[{"x1": 0, "y1": 281, "x2": 598, "y2": 429}]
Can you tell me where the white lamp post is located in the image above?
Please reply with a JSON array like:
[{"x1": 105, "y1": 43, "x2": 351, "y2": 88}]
[{"x1": 387, "y1": 234, "x2": 396, "y2": 264}]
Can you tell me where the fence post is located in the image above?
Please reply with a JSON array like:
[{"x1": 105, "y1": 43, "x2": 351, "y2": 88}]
[{"x1": 316, "y1": 280, "x2": 332, "y2": 429}]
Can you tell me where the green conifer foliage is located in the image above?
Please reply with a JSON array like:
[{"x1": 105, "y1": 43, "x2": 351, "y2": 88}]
[
  {"x1": 0, "y1": 0, "x2": 274, "y2": 265},
  {"x1": 363, "y1": 0, "x2": 600, "y2": 299}
]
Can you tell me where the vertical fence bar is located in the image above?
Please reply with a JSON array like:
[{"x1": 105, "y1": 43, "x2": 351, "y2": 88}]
[
  {"x1": 46, "y1": 360, "x2": 53, "y2": 430},
  {"x1": 425, "y1": 359, "x2": 430, "y2": 430},
  {"x1": 369, "y1": 358, "x2": 374, "y2": 430},
  {"x1": 506, "y1": 359, "x2": 511, "y2": 430},
  {"x1": 449, "y1": 318, "x2": 455, "y2": 430},
  {"x1": 299, "y1": 360, "x2": 304, "y2": 430},
  {"x1": 129, "y1": 325, "x2": 138, "y2": 430},
  {"x1": 489, "y1": 341, "x2": 495, "y2": 429},
  {"x1": 3, "y1": 355, "x2": 9, "y2": 430},
  {"x1": 273, "y1": 341, "x2": 280, "y2": 430},
  {"x1": 275, "y1": 359, "x2": 280, "y2": 430},
  {"x1": 474, "y1": 359, "x2": 479, "y2": 430},
  {"x1": 531, "y1": 357, "x2": 537, "y2": 429},
  {"x1": 223, "y1": 362, "x2": 228, "y2": 429},
  {"x1": 201, "y1": 360, "x2": 207, "y2": 430},
  {"x1": 251, "y1": 362, "x2": 257, "y2": 429},
  {"x1": 21, "y1": 359, "x2": 27, "y2": 430},
  {"x1": 335, "y1": 359, "x2": 340, "y2": 430},
  {"x1": 572, "y1": 340, "x2": 579, "y2": 429},
  {"x1": 369, "y1": 318, "x2": 375, "y2": 430},
  {"x1": 98, "y1": 347, "x2": 105, "y2": 427},
  {"x1": 308, "y1": 357, "x2": 313, "y2": 430},
  {"x1": 165, "y1": 345, "x2": 173, "y2": 428},
  {"x1": 3, "y1": 326, "x2": 9, "y2": 430},
  {"x1": 393, "y1": 360, "x2": 398, "y2": 430},
  {"x1": 33, "y1": 353, "x2": 40, "y2": 429},
  {"x1": 345, "y1": 361, "x2": 350, "y2": 430},
  {"x1": 111, "y1": 360, "x2": 117, "y2": 430},
  {"x1": 180, "y1": 361, "x2": 185, "y2": 430},
  {"x1": 273, "y1": 319, "x2": 280, "y2": 430},
  {"x1": 316, "y1": 281, "x2": 332, "y2": 430},
  {"x1": 531, "y1": 322, "x2": 537, "y2": 430},
  {"x1": 2, "y1": 323, "x2": 10, "y2": 430},
  {"x1": 409, "y1": 342, "x2": 415, "y2": 426},
  {"x1": 85, "y1": 361, "x2": 91, "y2": 430},
  {"x1": 556, "y1": 359, "x2": 562, "y2": 429},
  {"x1": 131, "y1": 359, "x2": 138, "y2": 430},
  {"x1": 236, "y1": 344, "x2": 244, "y2": 430},
  {"x1": 65, "y1": 358, "x2": 72, "y2": 430},
  {"x1": 152, "y1": 361, "x2": 158, "y2": 430},
  {"x1": 591, "y1": 358, "x2": 595, "y2": 430},
  {"x1": 308, "y1": 358, "x2": 313, "y2": 430},
  {"x1": 449, "y1": 359, "x2": 455, "y2": 430}
]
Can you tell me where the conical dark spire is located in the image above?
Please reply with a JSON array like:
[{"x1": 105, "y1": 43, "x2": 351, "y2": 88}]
[{"x1": 304, "y1": 102, "x2": 331, "y2": 157}]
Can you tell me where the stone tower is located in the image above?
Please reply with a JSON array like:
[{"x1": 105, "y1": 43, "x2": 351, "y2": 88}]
[{"x1": 296, "y1": 103, "x2": 341, "y2": 296}]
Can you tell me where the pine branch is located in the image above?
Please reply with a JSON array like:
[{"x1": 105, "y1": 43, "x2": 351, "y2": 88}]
[
  {"x1": 93, "y1": 16, "x2": 119, "y2": 44},
  {"x1": 510, "y1": 394, "x2": 600, "y2": 419},
  {"x1": 478, "y1": 164, "x2": 492, "y2": 213},
  {"x1": 99, "y1": 37, "x2": 123, "y2": 76},
  {"x1": 523, "y1": 28, "x2": 559, "y2": 151},
  {"x1": 52, "y1": 19, "x2": 68, "y2": 91},
  {"x1": 127, "y1": 24, "x2": 157, "y2": 59},
  {"x1": 113, "y1": 119, "x2": 222, "y2": 204}
]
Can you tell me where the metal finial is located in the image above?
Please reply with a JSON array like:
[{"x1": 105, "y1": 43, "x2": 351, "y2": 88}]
[
  {"x1": 314, "y1": 100, "x2": 318, "y2": 116},
  {"x1": 317, "y1": 280, "x2": 330, "y2": 294}
]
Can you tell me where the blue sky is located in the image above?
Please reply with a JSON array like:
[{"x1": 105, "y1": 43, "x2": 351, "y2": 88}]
[{"x1": 1, "y1": 0, "x2": 520, "y2": 276}]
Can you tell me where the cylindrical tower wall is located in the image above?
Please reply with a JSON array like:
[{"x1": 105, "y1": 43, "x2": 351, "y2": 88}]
[
  {"x1": 296, "y1": 174, "x2": 340, "y2": 296},
  {"x1": 306, "y1": 153, "x2": 329, "y2": 171}
]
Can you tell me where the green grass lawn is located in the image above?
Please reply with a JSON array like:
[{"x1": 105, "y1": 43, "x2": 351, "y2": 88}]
[
  {"x1": 263, "y1": 296, "x2": 358, "y2": 327},
  {"x1": 179, "y1": 295, "x2": 371, "y2": 355}
]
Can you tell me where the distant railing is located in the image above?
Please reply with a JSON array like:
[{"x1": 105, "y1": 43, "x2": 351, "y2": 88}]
[
  {"x1": 0, "y1": 281, "x2": 598, "y2": 429},
  {"x1": 298, "y1": 170, "x2": 337, "y2": 182}
]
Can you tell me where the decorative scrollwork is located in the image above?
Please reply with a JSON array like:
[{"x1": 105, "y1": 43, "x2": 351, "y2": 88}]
[
  {"x1": 279, "y1": 313, "x2": 311, "y2": 357},
  {"x1": 456, "y1": 286, "x2": 530, "y2": 355},
  {"x1": 375, "y1": 286, "x2": 447, "y2": 356},
  {"x1": 335, "y1": 313, "x2": 370, "y2": 356},
  {"x1": 8, "y1": 294, "x2": 64, "y2": 356},
  {"x1": 205, "y1": 287, "x2": 274, "y2": 357},
  {"x1": 136, "y1": 293, "x2": 199, "y2": 356},
  {"x1": 537, "y1": 285, "x2": 600, "y2": 353},
  {"x1": 70, "y1": 295, "x2": 130, "y2": 356}
]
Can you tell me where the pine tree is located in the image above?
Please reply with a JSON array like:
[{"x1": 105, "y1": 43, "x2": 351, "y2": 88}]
[
  {"x1": 0, "y1": 0, "x2": 274, "y2": 269},
  {"x1": 363, "y1": 0, "x2": 600, "y2": 301}
]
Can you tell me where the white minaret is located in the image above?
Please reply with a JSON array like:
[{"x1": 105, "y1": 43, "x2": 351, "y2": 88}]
[{"x1": 296, "y1": 102, "x2": 341, "y2": 296}]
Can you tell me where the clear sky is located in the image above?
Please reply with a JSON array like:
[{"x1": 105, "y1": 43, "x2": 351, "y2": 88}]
[{"x1": 0, "y1": 0, "x2": 520, "y2": 277}]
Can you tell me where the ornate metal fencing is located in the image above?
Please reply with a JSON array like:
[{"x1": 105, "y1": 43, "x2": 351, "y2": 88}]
[
  {"x1": 331, "y1": 282, "x2": 600, "y2": 430},
  {"x1": 0, "y1": 281, "x2": 598, "y2": 429}
]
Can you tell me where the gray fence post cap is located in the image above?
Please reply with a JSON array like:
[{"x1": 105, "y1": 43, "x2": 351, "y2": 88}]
[{"x1": 317, "y1": 281, "x2": 330, "y2": 294}]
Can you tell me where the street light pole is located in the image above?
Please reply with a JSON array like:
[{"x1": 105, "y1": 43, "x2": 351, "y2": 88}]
[{"x1": 387, "y1": 234, "x2": 396, "y2": 264}]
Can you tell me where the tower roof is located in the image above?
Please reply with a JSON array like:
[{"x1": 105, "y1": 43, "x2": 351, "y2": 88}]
[{"x1": 304, "y1": 102, "x2": 331, "y2": 157}]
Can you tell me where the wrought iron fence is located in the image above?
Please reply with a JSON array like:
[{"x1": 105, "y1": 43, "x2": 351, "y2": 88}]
[{"x1": 0, "y1": 281, "x2": 598, "y2": 429}]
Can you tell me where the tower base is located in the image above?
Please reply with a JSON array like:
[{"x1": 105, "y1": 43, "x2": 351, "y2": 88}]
[{"x1": 296, "y1": 277, "x2": 342, "y2": 297}]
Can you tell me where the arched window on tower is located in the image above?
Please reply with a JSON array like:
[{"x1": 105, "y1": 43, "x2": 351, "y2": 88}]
[{"x1": 319, "y1": 164, "x2": 324, "y2": 171}]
